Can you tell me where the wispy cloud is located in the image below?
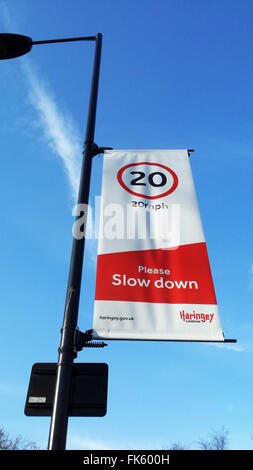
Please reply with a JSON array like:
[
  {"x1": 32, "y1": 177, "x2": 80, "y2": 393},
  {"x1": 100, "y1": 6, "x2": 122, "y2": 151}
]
[
  {"x1": 0, "y1": 1, "x2": 100, "y2": 270},
  {"x1": 21, "y1": 59, "x2": 82, "y2": 202},
  {"x1": 21, "y1": 60, "x2": 99, "y2": 265},
  {"x1": 0, "y1": 1, "x2": 82, "y2": 203}
]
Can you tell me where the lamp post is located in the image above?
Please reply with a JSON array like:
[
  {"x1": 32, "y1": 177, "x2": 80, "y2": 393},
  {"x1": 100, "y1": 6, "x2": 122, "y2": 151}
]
[{"x1": 0, "y1": 32, "x2": 103, "y2": 450}]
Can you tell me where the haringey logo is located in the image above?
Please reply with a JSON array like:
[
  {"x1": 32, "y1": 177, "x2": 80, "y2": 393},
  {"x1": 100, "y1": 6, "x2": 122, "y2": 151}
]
[{"x1": 180, "y1": 310, "x2": 214, "y2": 323}]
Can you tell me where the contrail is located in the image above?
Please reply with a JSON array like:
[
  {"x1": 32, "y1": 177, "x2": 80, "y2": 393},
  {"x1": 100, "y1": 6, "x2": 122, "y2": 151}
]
[
  {"x1": 22, "y1": 59, "x2": 82, "y2": 202},
  {"x1": 0, "y1": 0, "x2": 82, "y2": 202},
  {"x1": 0, "y1": 0, "x2": 98, "y2": 267}
]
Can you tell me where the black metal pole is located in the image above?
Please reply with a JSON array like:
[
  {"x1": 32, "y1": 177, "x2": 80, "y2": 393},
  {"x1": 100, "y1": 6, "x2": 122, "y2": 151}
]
[{"x1": 48, "y1": 32, "x2": 102, "y2": 451}]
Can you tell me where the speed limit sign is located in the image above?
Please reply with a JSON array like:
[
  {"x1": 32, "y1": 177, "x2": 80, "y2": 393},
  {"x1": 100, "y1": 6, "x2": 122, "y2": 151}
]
[
  {"x1": 92, "y1": 149, "x2": 224, "y2": 343},
  {"x1": 117, "y1": 161, "x2": 178, "y2": 199}
]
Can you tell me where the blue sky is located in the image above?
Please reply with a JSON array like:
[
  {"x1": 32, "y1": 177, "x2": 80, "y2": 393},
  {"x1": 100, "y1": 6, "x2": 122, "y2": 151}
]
[{"x1": 0, "y1": 0, "x2": 252, "y2": 450}]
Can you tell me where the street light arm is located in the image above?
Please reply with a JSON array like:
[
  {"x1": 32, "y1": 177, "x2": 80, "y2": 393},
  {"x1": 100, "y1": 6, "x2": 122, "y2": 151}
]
[
  {"x1": 32, "y1": 35, "x2": 97, "y2": 45},
  {"x1": 0, "y1": 33, "x2": 100, "y2": 60}
]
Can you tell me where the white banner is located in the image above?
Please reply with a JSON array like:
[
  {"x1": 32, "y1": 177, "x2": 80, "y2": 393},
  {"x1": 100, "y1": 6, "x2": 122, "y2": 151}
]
[{"x1": 92, "y1": 150, "x2": 224, "y2": 342}]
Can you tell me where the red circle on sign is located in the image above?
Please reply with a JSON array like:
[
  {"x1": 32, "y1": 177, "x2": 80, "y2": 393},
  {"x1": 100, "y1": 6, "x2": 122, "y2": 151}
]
[{"x1": 117, "y1": 162, "x2": 178, "y2": 200}]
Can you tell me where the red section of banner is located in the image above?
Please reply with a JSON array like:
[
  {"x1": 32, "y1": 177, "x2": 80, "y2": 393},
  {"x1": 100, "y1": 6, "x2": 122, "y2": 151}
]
[{"x1": 95, "y1": 242, "x2": 217, "y2": 305}]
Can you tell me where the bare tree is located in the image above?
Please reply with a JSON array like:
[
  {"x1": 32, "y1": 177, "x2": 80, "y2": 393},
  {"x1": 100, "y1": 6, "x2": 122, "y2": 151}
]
[
  {"x1": 197, "y1": 427, "x2": 229, "y2": 450},
  {"x1": 169, "y1": 441, "x2": 186, "y2": 450},
  {"x1": 0, "y1": 426, "x2": 39, "y2": 450}
]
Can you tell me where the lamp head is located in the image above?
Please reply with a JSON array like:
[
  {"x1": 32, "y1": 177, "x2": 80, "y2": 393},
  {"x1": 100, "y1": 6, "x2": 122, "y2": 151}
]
[{"x1": 0, "y1": 33, "x2": 32, "y2": 59}]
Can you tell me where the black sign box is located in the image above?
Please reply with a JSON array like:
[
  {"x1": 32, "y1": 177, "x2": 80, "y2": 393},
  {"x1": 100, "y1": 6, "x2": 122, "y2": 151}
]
[{"x1": 25, "y1": 363, "x2": 108, "y2": 417}]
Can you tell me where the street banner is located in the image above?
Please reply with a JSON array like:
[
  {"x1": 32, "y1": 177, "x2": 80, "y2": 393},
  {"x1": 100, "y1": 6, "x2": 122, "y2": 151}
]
[{"x1": 92, "y1": 150, "x2": 224, "y2": 342}]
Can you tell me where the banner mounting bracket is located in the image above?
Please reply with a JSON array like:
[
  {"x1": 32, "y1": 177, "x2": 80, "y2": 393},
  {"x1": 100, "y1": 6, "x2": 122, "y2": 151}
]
[
  {"x1": 82, "y1": 142, "x2": 113, "y2": 157},
  {"x1": 73, "y1": 328, "x2": 108, "y2": 357}
]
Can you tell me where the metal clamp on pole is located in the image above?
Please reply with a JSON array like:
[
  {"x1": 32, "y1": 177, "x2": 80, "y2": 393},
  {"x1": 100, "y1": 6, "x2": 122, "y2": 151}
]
[
  {"x1": 83, "y1": 142, "x2": 113, "y2": 157},
  {"x1": 73, "y1": 328, "x2": 107, "y2": 357}
]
